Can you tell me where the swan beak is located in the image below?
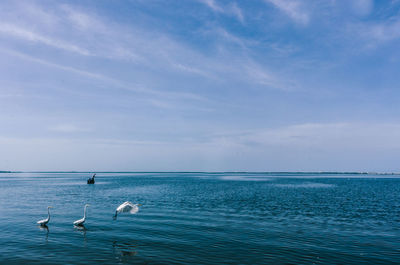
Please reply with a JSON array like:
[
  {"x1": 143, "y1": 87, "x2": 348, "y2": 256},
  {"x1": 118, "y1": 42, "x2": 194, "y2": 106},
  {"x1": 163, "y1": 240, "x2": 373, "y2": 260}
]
[
  {"x1": 48, "y1": 206, "x2": 53, "y2": 208},
  {"x1": 138, "y1": 204, "x2": 142, "y2": 206}
]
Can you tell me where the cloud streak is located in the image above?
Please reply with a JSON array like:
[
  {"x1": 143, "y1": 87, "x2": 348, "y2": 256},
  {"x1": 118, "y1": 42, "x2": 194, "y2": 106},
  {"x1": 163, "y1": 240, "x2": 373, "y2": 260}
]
[
  {"x1": 0, "y1": 1, "x2": 293, "y2": 95},
  {"x1": 264, "y1": 0, "x2": 310, "y2": 25},
  {"x1": 0, "y1": 23, "x2": 91, "y2": 55},
  {"x1": 0, "y1": 47, "x2": 208, "y2": 112},
  {"x1": 2, "y1": 122, "x2": 400, "y2": 171},
  {"x1": 1, "y1": 0, "x2": 399, "y2": 171},
  {"x1": 198, "y1": 0, "x2": 244, "y2": 23},
  {"x1": 209, "y1": 122, "x2": 400, "y2": 149}
]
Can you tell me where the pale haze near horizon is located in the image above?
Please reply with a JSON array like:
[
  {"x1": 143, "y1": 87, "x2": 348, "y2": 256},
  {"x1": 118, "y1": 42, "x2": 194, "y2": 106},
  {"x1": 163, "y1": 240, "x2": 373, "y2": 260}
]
[{"x1": 1, "y1": 0, "x2": 400, "y2": 172}]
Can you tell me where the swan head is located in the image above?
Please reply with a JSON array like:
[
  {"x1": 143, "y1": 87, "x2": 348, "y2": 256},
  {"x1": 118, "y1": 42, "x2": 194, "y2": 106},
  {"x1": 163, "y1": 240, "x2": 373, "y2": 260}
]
[
  {"x1": 85, "y1": 204, "x2": 90, "y2": 208},
  {"x1": 47, "y1": 206, "x2": 53, "y2": 209}
]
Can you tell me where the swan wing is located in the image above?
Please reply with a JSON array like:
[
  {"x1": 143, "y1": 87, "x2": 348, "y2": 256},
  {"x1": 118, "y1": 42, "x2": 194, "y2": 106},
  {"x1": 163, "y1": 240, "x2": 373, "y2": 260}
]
[
  {"x1": 116, "y1": 201, "x2": 140, "y2": 214},
  {"x1": 116, "y1": 201, "x2": 133, "y2": 212},
  {"x1": 129, "y1": 205, "x2": 139, "y2": 214}
]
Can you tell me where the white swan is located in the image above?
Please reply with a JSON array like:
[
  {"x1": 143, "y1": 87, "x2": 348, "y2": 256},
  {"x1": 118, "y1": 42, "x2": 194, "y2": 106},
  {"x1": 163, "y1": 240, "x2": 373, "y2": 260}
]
[
  {"x1": 113, "y1": 201, "x2": 141, "y2": 220},
  {"x1": 73, "y1": 204, "x2": 90, "y2": 226},
  {"x1": 37, "y1": 206, "x2": 53, "y2": 226}
]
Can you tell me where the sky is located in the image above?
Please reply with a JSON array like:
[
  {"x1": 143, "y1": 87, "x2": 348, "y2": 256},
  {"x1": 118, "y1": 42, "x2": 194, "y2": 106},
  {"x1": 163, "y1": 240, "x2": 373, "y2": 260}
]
[{"x1": 1, "y1": 0, "x2": 400, "y2": 172}]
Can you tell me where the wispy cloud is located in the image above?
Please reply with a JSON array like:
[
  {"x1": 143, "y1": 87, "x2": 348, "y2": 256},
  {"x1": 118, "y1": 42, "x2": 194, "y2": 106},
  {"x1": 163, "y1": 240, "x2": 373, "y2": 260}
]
[
  {"x1": 244, "y1": 64, "x2": 296, "y2": 91},
  {"x1": 0, "y1": 48, "x2": 105, "y2": 79},
  {"x1": 350, "y1": 0, "x2": 374, "y2": 16},
  {"x1": 230, "y1": 2, "x2": 244, "y2": 24},
  {"x1": 0, "y1": 47, "x2": 208, "y2": 111},
  {"x1": 5, "y1": 1, "x2": 298, "y2": 94},
  {"x1": 207, "y1": 27, "x2": 250, "y2": 48},
  {"x1": 208, "y1": 122, "x2": 400, "y2": 150},
  {"x1": 1, "y1": 0, "x2": 399, "y2": 171},
  {"x1": 361, "y1": 19, "x2": 400, "y2": 43},
  {"x1": 264, "y1": 0, "x2": 310, "y2": 25},
  {"x1": 0, "y1": 23, "x2": 91, "y2": 55},
  {"x1": 61, "y1": 4, "x2": 105, "y2": 31},
  {"x1": 0, "y1": 1, "x2": 295, "y2": 94},
  {"x1": 4, "y1": 122, "x2": 399, "y2": 171},
  {"x1": 198, "y1": 0, "x2": 244, "y2": 23},
  {"x1": 200, "y1": 0, "x2": 223, "y2": 13},
  {"x1": 345, "y1": 16, "x2": 400, "y2": 50},
  {"x1": 0, "y1": 2, "x2": 142, "y2": 61},
  {"x1": 49, "y1": 124, "x2": 91, "y2": 133}
]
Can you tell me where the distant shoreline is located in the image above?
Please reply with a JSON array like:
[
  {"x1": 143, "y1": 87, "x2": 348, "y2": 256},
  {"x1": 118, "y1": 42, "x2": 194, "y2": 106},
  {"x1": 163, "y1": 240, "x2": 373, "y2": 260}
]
[{"x1": 1, "y1": 171, "x2": 399, "y2": 175}]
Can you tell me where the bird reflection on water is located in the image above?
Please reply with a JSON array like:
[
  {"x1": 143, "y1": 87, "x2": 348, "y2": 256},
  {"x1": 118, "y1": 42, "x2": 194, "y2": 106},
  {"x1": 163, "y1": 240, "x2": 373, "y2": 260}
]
[
  {"x1": 112, "y1": 241, "x2": 138, "y2": 259},
  {"x1": 73, "y1": 225, "x2": 87, "y2": 245},
  {"x1": 73, "y1": 224, "x2": 87, "y2": 232},
  {"x1": 38, "y1": 225, "x2": 49, "y2": 243}
]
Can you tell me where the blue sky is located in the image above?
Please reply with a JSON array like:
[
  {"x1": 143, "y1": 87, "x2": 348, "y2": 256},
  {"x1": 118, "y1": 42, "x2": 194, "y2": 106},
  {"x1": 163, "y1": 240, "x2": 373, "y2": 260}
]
[{"x1": 1, "y1": 0, "x2": 400, "y2": 172}]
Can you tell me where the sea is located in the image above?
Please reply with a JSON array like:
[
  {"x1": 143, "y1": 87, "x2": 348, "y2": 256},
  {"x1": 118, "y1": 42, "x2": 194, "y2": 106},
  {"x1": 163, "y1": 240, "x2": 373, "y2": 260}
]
[{"x1": 0, "y1": 172, "x2": 399, "y2": 264}]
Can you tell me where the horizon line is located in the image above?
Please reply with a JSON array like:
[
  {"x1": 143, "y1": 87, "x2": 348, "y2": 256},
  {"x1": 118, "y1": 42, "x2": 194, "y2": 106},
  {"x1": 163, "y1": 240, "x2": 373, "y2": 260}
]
[{"x1": 1, "y1": 171, "x2": 400, "y2": 175}]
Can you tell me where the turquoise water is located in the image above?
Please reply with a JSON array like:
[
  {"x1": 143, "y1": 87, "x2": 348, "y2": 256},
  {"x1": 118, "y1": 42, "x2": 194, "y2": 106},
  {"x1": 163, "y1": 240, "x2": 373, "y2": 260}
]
[{"x1": 0, "y1": 172, "x2": 400, "y2": 264}]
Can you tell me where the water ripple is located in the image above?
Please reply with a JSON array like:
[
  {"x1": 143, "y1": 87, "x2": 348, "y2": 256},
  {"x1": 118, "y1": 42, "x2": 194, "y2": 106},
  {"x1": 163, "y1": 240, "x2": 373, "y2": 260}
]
[{"x1": 1, "y1": 173, "x2": 400, "y2": 264}]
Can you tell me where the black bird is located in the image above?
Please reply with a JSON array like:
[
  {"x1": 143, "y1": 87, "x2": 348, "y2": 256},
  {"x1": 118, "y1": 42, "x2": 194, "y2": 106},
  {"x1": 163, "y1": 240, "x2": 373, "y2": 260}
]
[{"x1": 87, "y1": 173, "x2": 96, "y2": 184}]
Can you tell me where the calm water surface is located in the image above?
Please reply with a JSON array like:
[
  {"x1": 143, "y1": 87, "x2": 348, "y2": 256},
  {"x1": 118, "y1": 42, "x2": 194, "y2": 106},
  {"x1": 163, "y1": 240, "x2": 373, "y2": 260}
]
[{"x1": 0, "y1": 172, "x2": 400, "y2": 264}]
